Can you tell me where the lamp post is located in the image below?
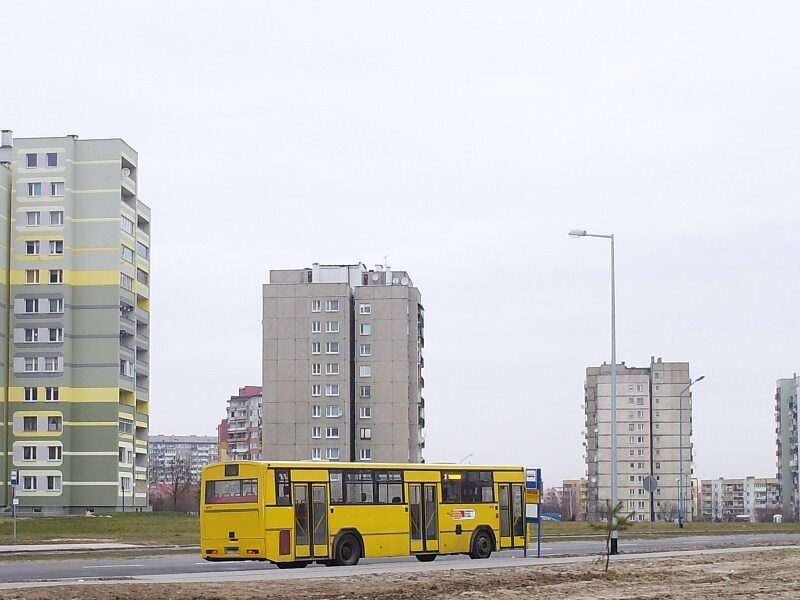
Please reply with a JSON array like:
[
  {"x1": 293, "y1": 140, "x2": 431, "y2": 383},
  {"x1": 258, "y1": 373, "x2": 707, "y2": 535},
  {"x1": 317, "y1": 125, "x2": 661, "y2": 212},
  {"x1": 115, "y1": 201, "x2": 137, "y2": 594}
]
[
  {"x1": 569, "y1": 229, "x2": 619, "y2": 554},
  {"x1": 678, "y1": 375, "x2": 704, "y2": 528}
]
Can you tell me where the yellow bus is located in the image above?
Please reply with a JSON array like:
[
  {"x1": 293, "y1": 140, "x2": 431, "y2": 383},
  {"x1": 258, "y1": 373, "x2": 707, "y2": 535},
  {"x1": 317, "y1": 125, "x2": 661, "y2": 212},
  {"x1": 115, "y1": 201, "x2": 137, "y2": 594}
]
[{"x1": 201, "y1": 460, "x2": 527, "y2": 567}]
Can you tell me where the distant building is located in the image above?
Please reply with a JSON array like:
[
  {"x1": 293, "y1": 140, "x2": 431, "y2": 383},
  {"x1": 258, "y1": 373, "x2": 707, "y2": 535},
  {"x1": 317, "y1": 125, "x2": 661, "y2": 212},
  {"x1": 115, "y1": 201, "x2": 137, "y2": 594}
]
[
  {"x1": 775, "y1": 374, "x2": 799, "y2": 518},
  {"x1": 217, "y1": 419, "x2": 230, "y2": 462},
  {"x1": 262, "y1": 263, "x2": 425, "y2": 463},
  {"x1": 700, "y1": 477, "x2": 780, "y2": 522},
  {"x1": 562, "y1": 479, "x2": 588, "y2": 520},
  {"x1": 148, "y1": 435, "x2": 218, "y2": 486},
  {"x1": 224, "y1": 386, "x2": 263, "y2": 461},
  {"x1": 585, "y1": 357, "x2": 695, "y2": 522}
]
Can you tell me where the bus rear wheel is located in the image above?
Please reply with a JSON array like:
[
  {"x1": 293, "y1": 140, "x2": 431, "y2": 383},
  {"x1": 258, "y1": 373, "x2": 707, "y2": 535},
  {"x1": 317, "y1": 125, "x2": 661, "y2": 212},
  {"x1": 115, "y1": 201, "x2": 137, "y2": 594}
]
[
  {"x1": 469, "y1": 530, "x2": 493, "y2": 560},
  {"x1": 415, "y1": 554, "x2": 436, "y2": 562},
  {"x1": 334, "y1": 533, "x2": 362, "y2": 566}
]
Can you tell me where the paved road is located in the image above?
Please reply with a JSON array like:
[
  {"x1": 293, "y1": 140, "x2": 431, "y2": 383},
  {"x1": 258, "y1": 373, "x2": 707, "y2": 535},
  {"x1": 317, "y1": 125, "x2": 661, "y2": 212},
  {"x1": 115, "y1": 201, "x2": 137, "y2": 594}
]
[{"x1": 1, "y1": 533, "x2": 798, "y2": 585}]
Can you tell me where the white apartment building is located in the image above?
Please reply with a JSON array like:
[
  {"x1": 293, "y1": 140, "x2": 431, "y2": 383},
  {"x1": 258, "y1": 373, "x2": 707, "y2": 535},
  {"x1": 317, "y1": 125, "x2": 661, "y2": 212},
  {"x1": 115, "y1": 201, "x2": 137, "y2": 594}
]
[
  {"x1": 148, "y1": 435, "x2": 218, "y2": 486},
  {"x1": 700, "y1": 477, "x2": 780, "y2": 522},
  {"x1": 585, "y1": 358, "x2": 694, "y2": 522}
]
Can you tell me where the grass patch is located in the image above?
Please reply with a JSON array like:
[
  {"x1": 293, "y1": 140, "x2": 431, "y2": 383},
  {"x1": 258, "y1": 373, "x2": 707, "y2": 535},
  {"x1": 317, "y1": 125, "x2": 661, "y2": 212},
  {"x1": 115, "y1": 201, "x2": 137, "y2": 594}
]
[
  {"x1": 540, "y1": 520, "x2": 800, "y2": 539},
  {"x1": 0, "y1": 511, "x2": 198, "y2": 545},
  {"x1": 0, "y1": 547, "x2": 197, "y2": 562}
]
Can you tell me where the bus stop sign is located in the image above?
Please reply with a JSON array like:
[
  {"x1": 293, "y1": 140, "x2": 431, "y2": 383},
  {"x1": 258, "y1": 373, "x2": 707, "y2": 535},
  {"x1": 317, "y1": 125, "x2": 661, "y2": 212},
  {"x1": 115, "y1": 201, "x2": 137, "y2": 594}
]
[{"x1": 10, "y1": 469, "x2": 18, "y2": 486}]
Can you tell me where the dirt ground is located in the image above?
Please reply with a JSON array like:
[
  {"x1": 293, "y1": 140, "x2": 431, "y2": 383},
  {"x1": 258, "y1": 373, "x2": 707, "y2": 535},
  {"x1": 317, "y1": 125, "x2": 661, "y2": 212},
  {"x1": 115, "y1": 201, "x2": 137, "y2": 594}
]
[{"x1": 2, "y1": 548, "x2": 800, "y2": 599}]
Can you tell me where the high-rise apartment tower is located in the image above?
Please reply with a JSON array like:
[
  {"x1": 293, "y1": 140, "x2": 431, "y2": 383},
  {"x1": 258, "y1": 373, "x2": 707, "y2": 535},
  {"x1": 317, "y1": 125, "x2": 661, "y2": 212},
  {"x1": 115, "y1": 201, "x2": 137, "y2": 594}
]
[
  {"x1": 0, "y1": 131, "x2": 151, "y2": 514},
  {"x1": 775, "y1": 374, "x2": 799, "y2": 518},
  {"x1": 263, "y1": 263, "x2": 424, "y2": 463},
  {"x1": 584, "y1": 358, "x2": 693, "y2": 522}
]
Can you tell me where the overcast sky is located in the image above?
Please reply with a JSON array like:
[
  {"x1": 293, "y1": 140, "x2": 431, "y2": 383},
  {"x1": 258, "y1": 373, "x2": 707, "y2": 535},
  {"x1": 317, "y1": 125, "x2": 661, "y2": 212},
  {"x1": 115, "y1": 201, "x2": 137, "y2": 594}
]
[{"x1": 4, "y1": 2, "x2": 798, "y2": 484}]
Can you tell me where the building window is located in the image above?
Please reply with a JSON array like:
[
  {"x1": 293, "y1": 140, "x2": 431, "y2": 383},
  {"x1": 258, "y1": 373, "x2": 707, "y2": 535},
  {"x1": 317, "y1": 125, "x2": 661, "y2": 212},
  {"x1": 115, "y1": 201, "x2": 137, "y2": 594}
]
[
  {"x1": 326, "y1": 405, "x2": 341, "y2": 418},
  {"x1": 311, "y1": 341, "x2": 321, "y2": 354},
  {"x1": 48, "y1": 445, "x2": 61, "y2": 460},
  {"x1": 25, "y1": 270, "x2": 40, "y2": 285},
  {"x1": 326, "y1": 321, "x2": 339, "y2": 333},
  {"x1": 120, "y1": 360, "x2": 133, "y2": 377},
  {"x1": 312, "y1": 363, "x2": 321, "y2": 375},
  {"x1": 325, "y1": 363, "x2": 339, "y2": 376},
  {"x1": 49, "y1": 298, "x2": 63, "y2": 313},
  {"x1": 312, "y1": 426, "x2": 321, "y2": 439},
  {"x1": 311, "y1": 405, "x2": 321, "y2": 418},
  {"x1": 325, "y1": 300, "x2": 339, "y2": 312},
  {"x1": 46, "y1": 387, "x2": 59, "y2": 401},
  {"x1": 50, "y1": 211, "x2": 64, "y2": 226},
  {"x1": 46, "y1": 152, "x2": 58, "y2": 167},
  {"x1": 28, "y1": 183, "x2": 42, "y2": 197},
  {"x1": 26, "y1": 153, "x2": 38, "y2": 168},
  {"x1": 360, "y1": 427, "x2": 372, "y2": 440},
  {"x1": 23, "y1": 476, "x2": 37, "y2": 491},
  {"x1": 44, "y1": 357, "x2": 59, "y2": 372},
  {"x1": 311, "y1": 384, "x2": 321, "y2": 397},
  {"x1": 136, "y1": 268, "x2": 148, "y2": 285},
  {"x1": 359, "y1": 406, "x2": 372, "y2": 419},
  {"x1": 325, "y1": 384, "x2": 340, "y2": 397},
  {"x1": 311, "y1": 321, "x2": 321, "y2": 333},
  {"x1": 325, "y1": 342, "x2": 339, "y2": 354},
  {"x1": 636, "y1": 397, "x2": 644, "y2": 406},
  {"x1": 24, "y1": 358, "x2": 37, "y2": 372},
  {"x1": 47, "y1": 416, "x2": 62, "y2": 431},
  {"x1": 50, "y1": 182, "x2": 64, "y2": 196},
  {"x1": 326, "y1": 448, "x2": 340, "y2": 460},
  {"x1": 48, "y1": 328, "x2": 63, "y2": 342},
  {"x1": 312, "y1": 448, "x2": 321, "y2": 460},
  {"x1": 49, "y1": 240, "x2": 64, "y2": 255},
  {"x1": 24, "y1": 328, "x2": 39, "y2": 342},
  {"x1": 26, "y1": 211, "x2": 40, "y2": 226},
  {"x1": 24, "y1": 387, "x2": 37, "y2": 401},
  {"x1": 359, "y1": 448, "x2": 372, "y2": 461},
  {"x1": 120, "y1": 273, "x2": 133, "y2": 291},
  {"x1": 360, "y1": 385, "x2": 371, "y2": 398},
  {"x1": 360, "y1": 323, "x2": 372, "y2": 335},
  {"x1": 136, "y1": 241, "x2": 149, "y2": 259},
  {"x1": 23, "y1": 446, "x2": 37, "y2": 461},
  {"x1": 47, "y1": 475, "x2": 62, "y2": 491},
  {"x1": 359, "y1": 303, "x2": 371, "y2": 315},
  {"x1": 121, "y1": 216, "x2": 135, "y2": 235},
  {"x1": 326, "y1": 427, "x2": 340, "y2": 439},
  {"x1": 23, "y1": 416, "x2": 37, "y2": 431},
  {"x1": 311, "y1": 300, "x2": 321, "y2": 312},
  {"x1": 628, "y1": 424, "x2": 634, "y2": 431},
  {"x1": 24, "y1": 298, "x2": 39, "y2": 313},
  {"x1": 360, "y1": 344, "x2": 371, "y2": 357},
  {"x1": 49, "y1": 269, "x2": 63, "y2": 284},
  {"x1": 359, "y1": 365, "x2": 372, "y2": 378},
  {"x1": 121, "y1": 245, "x2": 135, "y2": 263},
  {"x1": 26, "y1": 241, "x2": 40, "y2": 255}
]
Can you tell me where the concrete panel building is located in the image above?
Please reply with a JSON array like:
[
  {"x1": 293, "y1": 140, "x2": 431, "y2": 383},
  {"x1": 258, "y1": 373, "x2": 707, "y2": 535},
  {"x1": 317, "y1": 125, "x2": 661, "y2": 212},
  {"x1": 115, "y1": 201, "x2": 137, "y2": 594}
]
[
  {"x1": 263, "y1": 263, "x2": 424, "y2": 463},
  {"x1": 584, "y1": 358, "x2": 694, "y2": 522},
  {"x1": 699, "y1": 477, "x2": 780, "y2": 522},
  {"x1": 148, "y1": 435, "x2": 218, "y2": 486},
  {"x1": 775, "y1": 374, "x2": 799, "y2": 518},
  {"x1": 0, "y1": 130, "x2": 151, "y2": 514},
  {"x1": 221, "y1": 385, "x2": 263, "y2": 461}
]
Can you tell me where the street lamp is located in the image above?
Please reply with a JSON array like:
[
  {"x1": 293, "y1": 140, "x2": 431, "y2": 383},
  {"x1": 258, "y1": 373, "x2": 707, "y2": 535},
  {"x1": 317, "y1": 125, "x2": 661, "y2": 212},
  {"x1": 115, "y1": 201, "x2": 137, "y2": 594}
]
[
  {"x1": 678, "y1": 375, "x2": 704, "y2": 528},
  {"x1": 569, "y1": 229, "x2": 618, "y2": 554}
]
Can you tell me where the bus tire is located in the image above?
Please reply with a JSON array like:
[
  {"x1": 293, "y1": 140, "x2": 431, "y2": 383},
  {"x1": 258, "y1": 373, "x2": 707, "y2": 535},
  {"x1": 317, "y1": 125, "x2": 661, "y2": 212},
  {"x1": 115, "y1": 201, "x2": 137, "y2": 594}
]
[
  {"x1": 334, "y1": 533, "x2": 362, "y2": 566},
  {"x1": 275, "y1": 561, "x2": 307, "y2": 569},
  {"x1": 415, "y1": 554, "x2": 436, "y2": 562},
  {"x1": 469, "y1": 528, "x2": 494, "y2": 560}
]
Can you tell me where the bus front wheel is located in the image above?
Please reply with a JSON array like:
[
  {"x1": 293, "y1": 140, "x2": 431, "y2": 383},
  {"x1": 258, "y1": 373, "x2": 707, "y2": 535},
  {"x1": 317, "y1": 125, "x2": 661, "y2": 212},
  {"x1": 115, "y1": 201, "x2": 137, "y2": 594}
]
[
  {"x1": 469, "y1": 530, "x2": 493, "y2": 560},
  {"x1": 334, "y1": 533, "x2": 362, "y2": 566},
  {"x1": 275, "y1": 561, "x2": 307, "y2": 569}
]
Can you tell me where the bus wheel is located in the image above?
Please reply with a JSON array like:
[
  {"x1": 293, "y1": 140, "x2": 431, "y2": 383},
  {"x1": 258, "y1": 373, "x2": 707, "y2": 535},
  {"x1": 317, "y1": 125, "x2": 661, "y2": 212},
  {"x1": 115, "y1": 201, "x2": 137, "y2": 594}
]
[
  {"x1": 469, "y1": 530, "x2": 493, "y2": 560},
  {"x1": 276, "y1": 561, "x2": 307, "y2": 569},
  {"x1": 334, "y1": 533, "x2": 362, "y2": 566},
  {"x1": 415, "y1": 554, "x2": 436, "y2": 562}
]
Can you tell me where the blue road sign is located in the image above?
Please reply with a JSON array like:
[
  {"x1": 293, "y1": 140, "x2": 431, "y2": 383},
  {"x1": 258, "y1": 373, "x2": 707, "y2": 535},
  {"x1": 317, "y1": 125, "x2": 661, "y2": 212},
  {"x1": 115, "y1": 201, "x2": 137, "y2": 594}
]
[{"x1": 10, "y1": 469, "x2": 18, "y2": 486}]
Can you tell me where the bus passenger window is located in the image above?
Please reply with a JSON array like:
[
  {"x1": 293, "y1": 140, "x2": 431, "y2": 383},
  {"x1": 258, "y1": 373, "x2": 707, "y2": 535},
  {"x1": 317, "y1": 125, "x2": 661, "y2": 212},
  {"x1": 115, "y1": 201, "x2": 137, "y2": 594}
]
[
  {"x1": 276, "y1": 470, "x2": 291, "y2": 506},
  {"x1": 329, "y1": 471, "x2": 344, "y2": 503}
]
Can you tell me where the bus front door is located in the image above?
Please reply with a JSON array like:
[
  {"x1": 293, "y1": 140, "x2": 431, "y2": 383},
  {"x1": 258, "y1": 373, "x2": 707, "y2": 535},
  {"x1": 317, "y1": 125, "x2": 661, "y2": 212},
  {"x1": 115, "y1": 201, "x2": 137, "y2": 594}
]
[
  {"x1": 499, "y1": 483, "x2": 526, "y2": 548},
  {"x1": 293, "y1": 483, "x2": 329, "y2": 560},
  {"x1": 409, "y1": 483, "x2": 439, "y2": 553}
]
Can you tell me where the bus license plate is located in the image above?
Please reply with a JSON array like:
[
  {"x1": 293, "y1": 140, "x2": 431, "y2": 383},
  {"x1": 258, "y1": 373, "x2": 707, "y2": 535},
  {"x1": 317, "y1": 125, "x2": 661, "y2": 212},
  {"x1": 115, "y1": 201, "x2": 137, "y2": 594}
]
[{"x1": 225, "y1": 547, "x2": 239, "y2": 555}]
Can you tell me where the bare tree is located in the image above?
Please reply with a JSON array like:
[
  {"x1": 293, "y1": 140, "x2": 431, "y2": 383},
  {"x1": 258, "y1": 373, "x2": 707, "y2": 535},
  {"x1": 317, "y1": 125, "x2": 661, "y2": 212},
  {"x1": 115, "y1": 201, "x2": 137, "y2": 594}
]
[
  {"x1": 658, "y1": 501, "x2": 679, "y2": 523},
  {"x1": 559, "y1": 486, "x2": 579, "y2": 521},
  {"x1": 165, "y1": 453, "x2": 196, "y2": 513}
]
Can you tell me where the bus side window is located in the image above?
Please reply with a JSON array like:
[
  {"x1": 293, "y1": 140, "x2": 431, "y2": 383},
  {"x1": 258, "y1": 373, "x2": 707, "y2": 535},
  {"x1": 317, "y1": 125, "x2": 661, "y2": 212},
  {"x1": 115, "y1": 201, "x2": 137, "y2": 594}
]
[
  {"x1": 330, "y1": 471, "x2": 344, "y2": 503},
  {"x1": 276, "y1": 470, "x2": 291, "y2": 505}
]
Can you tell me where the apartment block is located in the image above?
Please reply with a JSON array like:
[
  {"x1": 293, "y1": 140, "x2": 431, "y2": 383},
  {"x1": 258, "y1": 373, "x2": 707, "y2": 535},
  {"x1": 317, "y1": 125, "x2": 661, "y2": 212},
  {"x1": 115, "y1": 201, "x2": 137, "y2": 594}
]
[
  {"x1": 0, "y1": 130, "x2": 151, "y2": 514},
  {"x1": 148, "y1": 435, "x2": 218, "y2": 486},
  {"x1": 263, "y1": 263, "x2": 424, "y2": 463},
  {"x1": 700, "y1": 477, "x2": 780, "y2": 522},
  {"x1": 562, "y1": 478, "x2": 588, "y2": 521},
  {"x1": 584, "y1": 357, "x2": 693, "y2": 522},
  {"x1": 775, "y1": 374, "x2": 799, "y2": 518},
  {"x1": 222, "y1": 386, "x2": 263, "y2": 461}
]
